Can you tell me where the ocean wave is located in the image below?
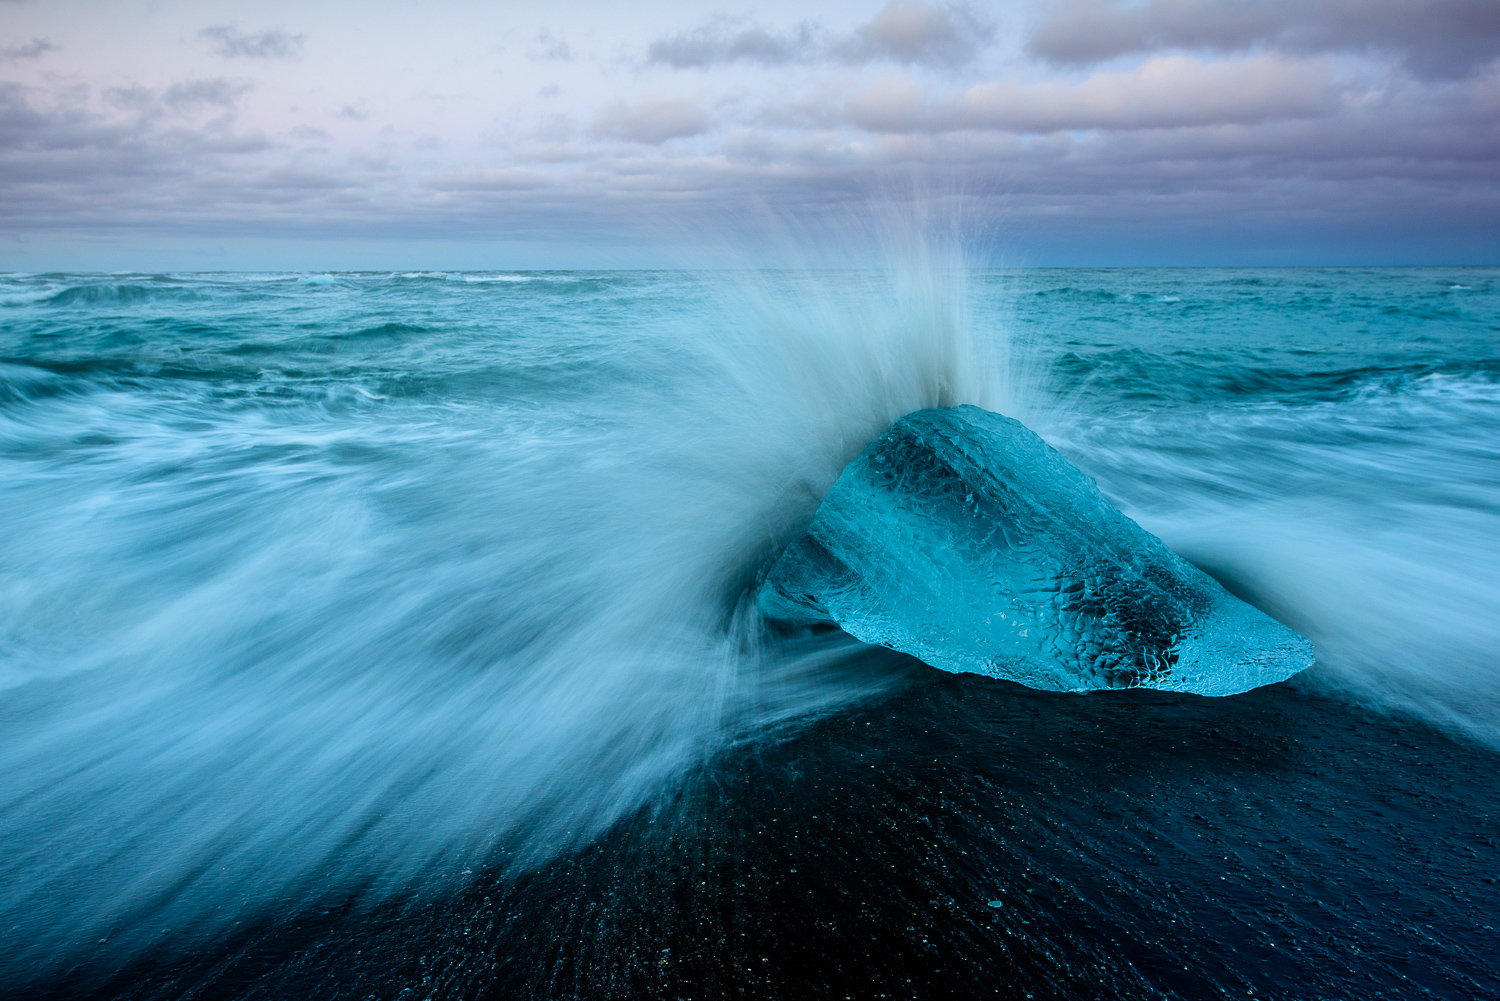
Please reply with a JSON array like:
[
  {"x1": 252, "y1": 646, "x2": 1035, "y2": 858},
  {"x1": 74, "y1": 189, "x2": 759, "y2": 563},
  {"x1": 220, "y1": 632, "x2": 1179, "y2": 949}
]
[
  {"x1": 0, "y1": 362, "x2": 69, "y2": 404},
  {"x1": 1047, "y1": 349, "x2": 1500, "y2": 408},
  {"x1": 0, "y1": 284, "x2": 67, "y2": 307},
  {"x1": 0, "y1": 263, "x2": 996, "y2": 982}
]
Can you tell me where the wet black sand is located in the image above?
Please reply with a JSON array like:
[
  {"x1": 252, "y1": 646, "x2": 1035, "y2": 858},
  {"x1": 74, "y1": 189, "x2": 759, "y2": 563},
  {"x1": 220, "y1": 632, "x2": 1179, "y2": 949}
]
[{"x1": 33, "y1": 655, "x2": 1500, "y2": 1001}]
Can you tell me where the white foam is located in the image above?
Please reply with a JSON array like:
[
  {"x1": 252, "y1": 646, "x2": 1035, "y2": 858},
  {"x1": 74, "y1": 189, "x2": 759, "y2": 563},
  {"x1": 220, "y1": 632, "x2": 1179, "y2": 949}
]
[{"x1": 0, "y1": 255, "x2": 1005, "y2": 979}]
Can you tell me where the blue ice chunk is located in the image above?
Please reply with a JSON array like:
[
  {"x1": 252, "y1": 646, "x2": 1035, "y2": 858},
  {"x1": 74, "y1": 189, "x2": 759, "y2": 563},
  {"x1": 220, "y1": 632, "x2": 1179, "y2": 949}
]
[{"x1": 760, "y1": 405, "x2": 1312, "y2": 695}]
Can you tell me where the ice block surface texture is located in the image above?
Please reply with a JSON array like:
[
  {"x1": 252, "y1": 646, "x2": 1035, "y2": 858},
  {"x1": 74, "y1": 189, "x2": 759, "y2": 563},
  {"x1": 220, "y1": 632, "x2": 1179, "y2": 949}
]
[{"x1": 760, "y1": 405, "x2": 1313, "y2": 695}]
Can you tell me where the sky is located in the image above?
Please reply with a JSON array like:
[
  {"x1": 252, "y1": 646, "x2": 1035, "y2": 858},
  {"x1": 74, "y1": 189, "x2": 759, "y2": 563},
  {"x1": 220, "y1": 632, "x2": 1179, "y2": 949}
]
[{"x1": 2, "y1": 0, "x2": 1498, "y2": 268}]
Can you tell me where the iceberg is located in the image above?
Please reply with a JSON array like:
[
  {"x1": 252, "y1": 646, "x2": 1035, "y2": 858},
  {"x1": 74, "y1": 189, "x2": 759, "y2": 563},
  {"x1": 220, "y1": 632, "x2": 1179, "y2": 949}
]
[{"x1": 760, "y1": 405, "x2": 1312, "y2": 695}]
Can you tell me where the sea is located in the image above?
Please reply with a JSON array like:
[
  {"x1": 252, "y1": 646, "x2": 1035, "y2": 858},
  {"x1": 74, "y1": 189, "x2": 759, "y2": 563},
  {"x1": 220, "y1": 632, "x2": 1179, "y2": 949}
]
[{"x1": 2, "y1": 266, "x2": 1498, "y2": 999}]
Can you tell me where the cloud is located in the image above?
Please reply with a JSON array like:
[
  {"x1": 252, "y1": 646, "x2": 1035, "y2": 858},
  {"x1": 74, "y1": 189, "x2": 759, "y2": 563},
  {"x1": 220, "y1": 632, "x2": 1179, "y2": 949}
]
[
  {"x1": 829, "y1": 55, "x2": 1337, "y2": 134},
  {"x1": 592, "y1": 95, "x2": 710, "y2": 143},
  {"x1": 162, "y1": 78, "x2": 253, "y2": 110},
  {"x1": 3, "y1": 38, "x2": 57, "y2": 61},
  {"x1": 0, "y1": 80, "x2": 271, "y2": 202},
  {"x1": 1028, "y1": 0, "x2": 1500, "y2": 80},
  {"x1": 531, "y1": 32, "x2": 573, "y2": 62},
  {"x1": 834, "y1": 2, "x2": 994, "y2": 65},
  {"x1": 199, "y1": 25, "x2": 305, "y2": 61},
  {"x1": 103, "y1": 78, "x2": 252, "y2": 117},
  {"x1": 967, "y1": 54, "x2": 1336, "y2": 132},
  {"x1": 424, "y1": 167, "x2": 550, "y2": 192},
  {"x1": 647, "y1": 3, "x2": 992, "y2": 70},
  {"x1": 647, "y1": 16, "x2": 821, "y2": 68}
]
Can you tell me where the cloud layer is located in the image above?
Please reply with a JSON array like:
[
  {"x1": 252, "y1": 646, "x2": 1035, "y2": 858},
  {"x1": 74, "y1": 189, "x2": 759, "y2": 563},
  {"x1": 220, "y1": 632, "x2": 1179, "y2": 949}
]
[
  {"x1": 0, "y1": 0, "x2": 1496, "y2": 265},
  {"x1": 1029, "y1": 0, "x2": 1500, "y2": 80},
  {"x1": 593, "y1": 95, "x2": 710, "y2": 143},
  {"x1": 3, "y1": 38, "x2": 56, "y2": 62},
  {"x1": 199, "y1": 25, "x2": 305, "y2": 61},
  {"x1": 648, "y1": 3, "x2": 994, "y2": 69},
  {"x1": 838, "y1": 55, "x2": 1336, "y2": 133}
]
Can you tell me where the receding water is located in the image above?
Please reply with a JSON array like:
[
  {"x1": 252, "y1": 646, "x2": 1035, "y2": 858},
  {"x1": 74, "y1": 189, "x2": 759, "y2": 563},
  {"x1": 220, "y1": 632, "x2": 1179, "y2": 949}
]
[{"x1": 2, "y1": 266, "x2": 1498, "y2": 999}]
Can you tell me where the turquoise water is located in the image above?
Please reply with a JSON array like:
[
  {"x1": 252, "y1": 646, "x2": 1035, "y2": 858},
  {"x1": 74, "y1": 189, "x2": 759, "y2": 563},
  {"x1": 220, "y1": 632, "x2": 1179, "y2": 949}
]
[{"x1": 2, "y1": 267, "x2": 1498, "y2": 997}]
